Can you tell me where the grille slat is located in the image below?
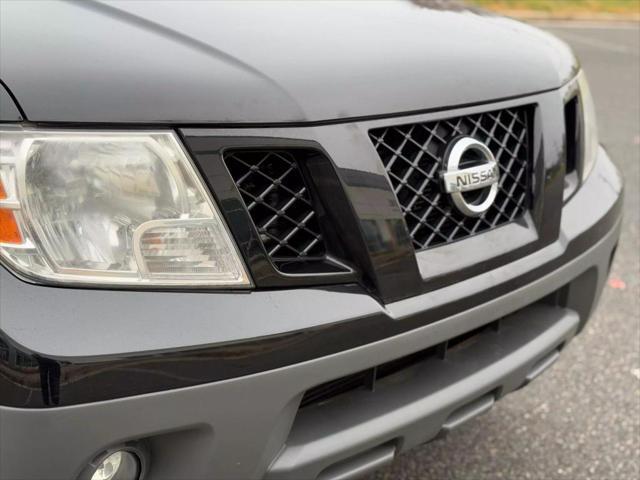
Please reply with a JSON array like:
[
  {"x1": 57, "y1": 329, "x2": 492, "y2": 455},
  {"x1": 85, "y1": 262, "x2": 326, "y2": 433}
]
[
  {"x1": 224, "y1": 150, "x2": 326, "y2": 263},
  {"x1": 369, "y1": 106, "x2": 532, "y2": 251}
]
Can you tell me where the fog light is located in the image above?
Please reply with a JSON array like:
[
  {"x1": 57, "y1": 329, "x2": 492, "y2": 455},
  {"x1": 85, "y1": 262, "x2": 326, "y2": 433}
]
[{"x1": 91, "y1": 451, "x2": 140, "y2": 480}]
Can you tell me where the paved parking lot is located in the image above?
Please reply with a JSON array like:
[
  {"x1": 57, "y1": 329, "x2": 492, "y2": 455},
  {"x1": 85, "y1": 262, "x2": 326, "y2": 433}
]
[{"x1": 368, "y1": 22, "x2": 640, "y2": 480}]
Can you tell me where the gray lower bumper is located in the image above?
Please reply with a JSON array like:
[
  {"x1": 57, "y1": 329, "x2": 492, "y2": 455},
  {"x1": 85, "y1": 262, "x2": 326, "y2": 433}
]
[
  {"x1": 269, "y1": 304, "x2": 579, "y2": 480},
  {"x1": 0, "y1": 145, "x2": 624, "y2": 479},
  {"x1": 0, "y1": 212, "x2": 620, "y2": 479}
]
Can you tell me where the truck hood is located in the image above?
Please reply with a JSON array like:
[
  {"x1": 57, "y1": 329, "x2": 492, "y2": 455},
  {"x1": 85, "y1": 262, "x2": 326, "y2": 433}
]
[{"x1": 0, "y1": 0, "x2": 578, "y2": 124}]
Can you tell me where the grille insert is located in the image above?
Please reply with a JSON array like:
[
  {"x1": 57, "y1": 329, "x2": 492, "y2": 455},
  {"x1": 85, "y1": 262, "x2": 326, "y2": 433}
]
[
  {"x1": 224, "y1": 150, "x2": 326, "y2": 263},
  {"x1": 369, "y1": 106, "x2": 532, "y2": 250}
]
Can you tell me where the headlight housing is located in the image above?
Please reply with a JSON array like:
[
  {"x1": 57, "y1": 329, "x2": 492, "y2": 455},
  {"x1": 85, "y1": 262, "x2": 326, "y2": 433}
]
[
  {"x1": 0, "y1": 128, "x2": 251, "y2": 287},
  {"x1": 578, "y1": 72, "x2": 598, "y2": 182}
]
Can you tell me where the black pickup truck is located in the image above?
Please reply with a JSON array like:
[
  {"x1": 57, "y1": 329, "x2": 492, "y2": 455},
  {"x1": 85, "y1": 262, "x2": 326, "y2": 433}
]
[{"x1": 0, "y1": 1, "x2": 622, "y2": 479}]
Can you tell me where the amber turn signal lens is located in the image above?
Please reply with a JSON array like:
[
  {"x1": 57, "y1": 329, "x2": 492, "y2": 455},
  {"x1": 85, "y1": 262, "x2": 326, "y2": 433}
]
[
  {"x1": 0, "y1": 180, "x2": 23, "y2": 244},
  {"x1": 0, "y1": 209, "x2": 22, "y2": 244}
]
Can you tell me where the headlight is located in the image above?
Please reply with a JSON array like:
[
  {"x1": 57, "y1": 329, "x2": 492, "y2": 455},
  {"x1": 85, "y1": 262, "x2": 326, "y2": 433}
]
[
  {"x1": 0, "y1": 128, "x2": 251, "y2": 287},
  {"x1": 578, "y1": 73, "x2": 598, "y2": 182}
]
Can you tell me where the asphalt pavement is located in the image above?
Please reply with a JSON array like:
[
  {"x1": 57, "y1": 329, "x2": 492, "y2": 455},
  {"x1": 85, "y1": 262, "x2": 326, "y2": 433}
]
[{"x1": 367, "y1": 22, "x2": 640, "y2": 480}]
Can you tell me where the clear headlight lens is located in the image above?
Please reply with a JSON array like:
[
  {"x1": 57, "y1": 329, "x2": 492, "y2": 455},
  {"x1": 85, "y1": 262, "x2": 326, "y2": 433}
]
[
  {"x1": 578, "y1": 73, "x2": 598, "y2": 182},
  {"x1": 0, "y1": 128, "x2": 250, "y2": 287}
]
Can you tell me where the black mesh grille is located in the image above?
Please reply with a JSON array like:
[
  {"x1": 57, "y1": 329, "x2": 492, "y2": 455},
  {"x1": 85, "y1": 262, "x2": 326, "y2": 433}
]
[
  {"x1": 224, "y1": 150, "x2": 326, "y2": 262},
  {"x1": 369, "y1": 106, "x2": 532, "y2": 250}
]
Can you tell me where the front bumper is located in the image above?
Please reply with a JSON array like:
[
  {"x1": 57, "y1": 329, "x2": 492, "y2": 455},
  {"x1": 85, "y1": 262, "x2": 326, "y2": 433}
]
[{"x1": 0, "y1": 145, "x2": 623, "y2": 479}]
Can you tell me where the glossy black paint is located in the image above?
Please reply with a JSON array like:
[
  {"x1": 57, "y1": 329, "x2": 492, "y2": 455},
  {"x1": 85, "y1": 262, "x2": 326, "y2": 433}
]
[
  {"x1": 0, "y1": 80, "x2": 23, "y2": 122},
  {"x1": 181, "y1": 133, "x2": 423, "y2": 301},
  {"x1": 0, "y1": 187, "x2": 621, "y2": 407},
  {"x1": 183, "y1": 81, "x2": 576, "y2": 301},
  {"x1": 0, "y1": 1, "x2": 578, "y2": 124},
  {"x1": 0, "y1": 0, "x2": 607, "y2": 411},
  {"x1": 335, "y1": 164, "x2": 424, "y2": 302},
  {"x1": 2, "y1": 73, "x2": 620, "y2": 408},
  {"x1": 181, "y1": 136, "x2": 360, "y2": 289},
  {"x1": 381, "y1": 93, "x2": 566, "y2": 292}
]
